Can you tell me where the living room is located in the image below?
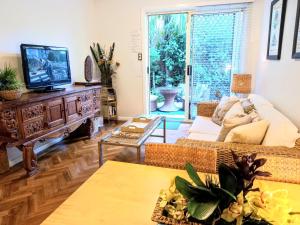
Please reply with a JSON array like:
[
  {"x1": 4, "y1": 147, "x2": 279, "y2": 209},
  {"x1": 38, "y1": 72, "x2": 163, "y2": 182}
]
[{"x1": 0, "y1": 0, "x2": 300, "y2": 225}]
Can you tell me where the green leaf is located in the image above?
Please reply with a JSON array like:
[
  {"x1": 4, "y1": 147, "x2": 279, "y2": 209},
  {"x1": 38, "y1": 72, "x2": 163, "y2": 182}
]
[
  {"x1": 175, "y1": 176, "x2": 199, "y2": 199},
  {"x1": 213, "y1": 187, "x2": 236, "y2": 201},
  {"x1": 190, "y1": 185, "x2": 217, "y2": 199},
  {"x1": 188, "y1": 198, "x2": 219, "y2": 220},
  {"x1": 185, "y1": 163, "x2": 205, "y2": 187},
  {"x1": 218, "y1": 163, "x2": 237, "y2": 195}
]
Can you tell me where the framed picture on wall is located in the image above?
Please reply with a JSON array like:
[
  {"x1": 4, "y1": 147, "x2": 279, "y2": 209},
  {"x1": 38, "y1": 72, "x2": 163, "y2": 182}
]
[
  {"x1": 267, "y1": 0, "x2": 287, "y2": 60},
  {"x1": 293, "y1": 0, "x2": 300, "y2": 58}
]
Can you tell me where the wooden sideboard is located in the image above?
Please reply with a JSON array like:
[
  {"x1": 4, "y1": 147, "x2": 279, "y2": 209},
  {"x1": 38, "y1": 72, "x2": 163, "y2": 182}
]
[{"x1": 0, "y1": 85, "x2": 101, "y2": 176}]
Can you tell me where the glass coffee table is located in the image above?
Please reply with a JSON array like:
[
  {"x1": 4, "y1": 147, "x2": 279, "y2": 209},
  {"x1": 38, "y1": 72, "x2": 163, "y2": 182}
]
[{"x1": 98, "y1": 116, "x2": 166, "y2": 166}]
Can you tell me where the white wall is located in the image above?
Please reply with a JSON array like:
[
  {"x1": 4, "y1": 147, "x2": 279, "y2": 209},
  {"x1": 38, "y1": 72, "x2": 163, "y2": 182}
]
[
  {"x1": 0, "y1": 0, "x2": 96, "y2": 166},
  {"x1": 0, "y1": 0, "x2": 96, "y2": 83},
  {"x1": 92, "y1": 0, "x2": 264, "y2": 119},
  {"x1": 254, "y1": 0, "x2": 300, "y2": 128}
]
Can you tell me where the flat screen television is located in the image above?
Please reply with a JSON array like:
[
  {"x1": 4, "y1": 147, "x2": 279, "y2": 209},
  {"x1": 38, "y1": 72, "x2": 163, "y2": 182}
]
[{"x1": 20, "y1": 44, "x2": 71, "y2": 92}]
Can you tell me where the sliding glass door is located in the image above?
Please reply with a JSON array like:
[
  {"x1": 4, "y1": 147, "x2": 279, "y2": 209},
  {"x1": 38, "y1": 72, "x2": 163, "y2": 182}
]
[{"x1": 147, "y1": 4, "x2": 250, "y2": 120}]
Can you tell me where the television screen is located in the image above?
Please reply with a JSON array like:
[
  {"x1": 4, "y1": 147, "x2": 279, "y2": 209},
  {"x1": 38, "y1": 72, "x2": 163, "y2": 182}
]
[{"x1": 21, "y1": 44, "x2": 71, "y2": 89}]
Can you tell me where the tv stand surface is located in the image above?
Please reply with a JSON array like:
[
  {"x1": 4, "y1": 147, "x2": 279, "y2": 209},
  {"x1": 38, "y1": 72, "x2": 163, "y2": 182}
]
[
  {"x1": 0, "y1": 85, "x2": 102, "y2": 176},
  {"x1": 33, "y1": 87, "x2": 66, "y2": 93}
]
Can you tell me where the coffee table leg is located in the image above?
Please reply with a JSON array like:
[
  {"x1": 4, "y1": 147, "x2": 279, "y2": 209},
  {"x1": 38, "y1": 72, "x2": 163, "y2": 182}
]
[
  {"x1": 98, "y1": 142, "x2": 103, "y2": 167},
  {"x1": 137, "y1": 146, "x2": 141, "y2": 163},
  {"x1": 163, "y1": 118, "x2": 166, "y2": 143}
]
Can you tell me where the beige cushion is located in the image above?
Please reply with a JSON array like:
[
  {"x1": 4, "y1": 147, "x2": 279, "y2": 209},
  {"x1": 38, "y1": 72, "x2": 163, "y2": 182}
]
[
  {"x1": 223, "y1": 101, "x2": 245, "y2": 120},
  {"x1": 212, "y1": 96, "x2": 239, "y2": 125},
  {"x1": 257, "y1": 106, "x2": 300, "y2": 147},
  {"x1": 188, "y1": 132, "x2": 218, "y2": 142},
  {"x1": 189, "y1": 116, "x2": 221, "y2": 135},
  {"x1": 241, "y1": 99, "x2": 256, "y2": 114},
  {"x1": 248, "y1": 94, "x2": 273, "y2": 107},
  {"x1": 248, "y1": 110, "x2": 261, "y2": 122},
  {"x1": 217, "y1": 115, "x2": 252, "y2": 142},
  {"x1": 225, "y1": 120, "x2": 270, "y2": 145}
]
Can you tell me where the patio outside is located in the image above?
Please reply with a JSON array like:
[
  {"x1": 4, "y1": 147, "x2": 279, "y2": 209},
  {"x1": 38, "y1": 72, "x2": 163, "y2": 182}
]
[{"x1": 148, "y1": 14, "x2": 186, "y2": 118}]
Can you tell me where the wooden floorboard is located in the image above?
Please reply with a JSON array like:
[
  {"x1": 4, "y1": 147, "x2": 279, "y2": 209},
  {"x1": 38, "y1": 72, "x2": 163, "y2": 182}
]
[{"x1": 0, "y1": 122, "x2": 189, "y2": 225}]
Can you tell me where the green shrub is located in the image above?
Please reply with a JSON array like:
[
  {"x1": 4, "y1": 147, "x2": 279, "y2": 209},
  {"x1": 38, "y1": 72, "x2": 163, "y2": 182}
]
[{"x1": 0, "y1": 65, "x2": 23, "y2": 91}]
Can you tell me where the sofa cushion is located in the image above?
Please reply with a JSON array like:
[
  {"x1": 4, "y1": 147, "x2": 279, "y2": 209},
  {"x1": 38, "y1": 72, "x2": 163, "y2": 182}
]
[
  {"x1": 248, "y1": 94, "x2": 273, "y2": 107},
  {"x1": 188, "y1": 132, "x2": 218, "y2": 142},
  {"x1": 211, "y1": 96, "x2": 239, "y2": 125},
  {"x1": 223, "y1": 101, "x2": 245, "y2": 120},
  {"x1": 257, "y1": 106, "x2": 300, "y2": 147},
  {"x1": 225, "y1": 120, "x2": 270, "y2": 145},
  {"x1": 241, "y1": 99, "x2": 256, "y2": 114},
  {"x1": 217, "y1": 115, "x2": 252, "y2": 142},
  {"x1": 189, "y1": 116, "x2": 221, "y2": 135}
]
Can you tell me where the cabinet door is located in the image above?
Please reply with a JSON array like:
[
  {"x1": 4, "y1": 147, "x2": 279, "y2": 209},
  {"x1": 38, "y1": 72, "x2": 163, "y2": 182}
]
[
  {"x1": 46, "y1": 98, "x2": 65, "y2": 128},
  {"x1": 64, "y1": 95, "x2": 82, "y2": 123}
]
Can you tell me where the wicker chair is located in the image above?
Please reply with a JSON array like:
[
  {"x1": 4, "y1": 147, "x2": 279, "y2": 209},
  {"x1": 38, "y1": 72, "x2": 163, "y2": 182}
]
[{"x1": 144, "y1": 143, "x2": 217, "y2": 174}]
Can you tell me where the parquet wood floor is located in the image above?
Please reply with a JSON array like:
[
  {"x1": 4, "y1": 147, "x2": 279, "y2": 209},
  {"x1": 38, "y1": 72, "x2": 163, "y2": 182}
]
[{"x1": 0, "y1": 122, "x2": 189, "y2": 225}]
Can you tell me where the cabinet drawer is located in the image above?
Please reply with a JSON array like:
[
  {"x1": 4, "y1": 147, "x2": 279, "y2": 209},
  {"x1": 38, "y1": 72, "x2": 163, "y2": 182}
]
[
  {"x1": 21, "y1": 103, "x2": 45, "y2": 122},
  {"x1": 22, "y1": 117, "x2": 45, "y2": 138}
]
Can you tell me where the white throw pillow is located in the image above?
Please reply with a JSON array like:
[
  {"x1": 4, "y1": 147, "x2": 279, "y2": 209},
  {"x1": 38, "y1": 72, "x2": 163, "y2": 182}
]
[
  {"x1": 248, "y1": 94, "x2": 273, "y2": 107},
  {"x1": 258, "y1": 107, "x2": 300, "y2": 147},
  {"x1": 212, "y1": 96, "x2": 239, "y2": 125},
  {"x1": 225, "y1": 120, "x2": 270, "y2": 145},
  {"x1": 217, "y1": 115, "x2": 252, "y2": 142},
  {"x1": 223, "y1": 101, "x2": 245, "y2": 121}
]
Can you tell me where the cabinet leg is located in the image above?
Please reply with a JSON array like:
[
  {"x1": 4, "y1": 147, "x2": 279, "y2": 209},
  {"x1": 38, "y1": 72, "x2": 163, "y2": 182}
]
[
  {"x1": 0, "y1": 143, "x2": 9, "y2": 174},
  {"x1": 22, "y1": 143, "x2": 38, "y2": 176}
]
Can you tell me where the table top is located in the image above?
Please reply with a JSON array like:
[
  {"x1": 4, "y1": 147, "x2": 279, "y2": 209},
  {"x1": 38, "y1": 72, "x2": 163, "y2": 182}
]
[
  {"x1": 100, "y1": 116, "x2": 164, "y2": 147},
  {"x1": 41, "y1": 161, "x2": 300, "y2": 225}
]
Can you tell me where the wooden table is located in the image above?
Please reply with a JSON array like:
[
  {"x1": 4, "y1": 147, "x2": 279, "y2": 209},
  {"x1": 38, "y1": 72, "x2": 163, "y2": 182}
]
[
  {"x1": 98, "y1": 116, "x2": 166, "y2": 165},
  {"x1": 41, "y1": 161, "x2": 300, "y2": 225}
]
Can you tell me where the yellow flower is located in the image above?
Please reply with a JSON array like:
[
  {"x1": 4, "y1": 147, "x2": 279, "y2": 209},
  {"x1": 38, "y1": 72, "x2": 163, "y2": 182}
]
[
  {"x1": 159, "y1": 178, "x2": 187, "y2": 220},
  {"x1": 159, "y1": 178, "x2": 185, "y2": 208},
  {"x1": 221, "y1": 192, "x2": 244, "y2": 225},
  {"x1": 246, "y1": 189, "x2": 298, "y2": 225}
]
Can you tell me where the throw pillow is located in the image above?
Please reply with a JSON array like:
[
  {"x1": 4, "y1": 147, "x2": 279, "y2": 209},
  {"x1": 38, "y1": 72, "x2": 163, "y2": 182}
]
[
  {"x1": 241, "y1": 99, "x2": 256, "y2": 114},
  {"x1": 217, "y1": 115, "x2": 252, "y2": 142},
  {"x1": 248, "y1": 111, "x2": 261, "y2": 122},
  {"x1": 224, "y1": 120, "x2": 270, "y2": 145},
  {"x1": 223, "y1": 101, "x2": 246, "y2": 121},
  {"x1": 212, "y1": 96, "x2": 239, "y2": 125}
]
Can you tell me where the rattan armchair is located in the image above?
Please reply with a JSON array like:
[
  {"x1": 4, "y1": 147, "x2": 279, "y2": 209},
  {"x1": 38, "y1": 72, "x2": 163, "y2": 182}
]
[{"x1": 144, "y1": 143, "x2": 217, "y2": 174}]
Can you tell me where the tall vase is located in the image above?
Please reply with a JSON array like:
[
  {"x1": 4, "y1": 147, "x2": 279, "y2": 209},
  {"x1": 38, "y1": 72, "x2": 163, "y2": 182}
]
[{"x1": 101, "y1": 73, "x2": 113, "y2": 87}]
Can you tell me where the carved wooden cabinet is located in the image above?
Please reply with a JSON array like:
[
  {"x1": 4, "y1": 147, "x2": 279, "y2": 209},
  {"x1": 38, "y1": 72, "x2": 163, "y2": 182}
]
[{"x1": 0, "y1": 86, "x2": 101, "y2": 176}]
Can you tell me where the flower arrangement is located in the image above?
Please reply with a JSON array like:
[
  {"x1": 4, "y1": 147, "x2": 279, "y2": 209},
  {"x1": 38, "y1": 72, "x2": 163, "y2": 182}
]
[
  {"x1": 90, "y1": 42, "x2": 120, "y2": 87},
  {"x1": 154, "y1": 151, "x2": 299, "y2": 225}
]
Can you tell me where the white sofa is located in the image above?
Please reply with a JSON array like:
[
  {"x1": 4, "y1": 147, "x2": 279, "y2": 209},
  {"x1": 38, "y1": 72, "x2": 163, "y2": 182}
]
[{"x1": 188, "y1": 94, "x2": 300, "y2": 148}]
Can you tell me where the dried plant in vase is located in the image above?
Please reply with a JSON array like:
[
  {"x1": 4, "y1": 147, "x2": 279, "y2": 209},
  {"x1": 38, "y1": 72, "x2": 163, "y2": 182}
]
[
  {"x1": 0, "y1": 65, "x2": 23, "y2": 100},
  {"x1": 90, "y1": 42, "x2": 120, "y2": 87}
]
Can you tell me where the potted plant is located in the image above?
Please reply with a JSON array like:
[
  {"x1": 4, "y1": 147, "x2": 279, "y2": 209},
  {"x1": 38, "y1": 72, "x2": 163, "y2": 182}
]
[
  {"x1": 0, "y1": 65, "x2": 23, "y2": 100},
  {"x1": 90, "y1": 42, "x2": 120, "y2": 87}
]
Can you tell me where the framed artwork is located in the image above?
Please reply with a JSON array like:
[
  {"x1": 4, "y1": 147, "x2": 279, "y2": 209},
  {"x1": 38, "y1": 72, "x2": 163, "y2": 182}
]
[
  {"x1": 293, "y1": 0, "x2": 300, "y2": 58},
  {"x1": 267, "y1": 0, "x2": 287, "y2": 60}
]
